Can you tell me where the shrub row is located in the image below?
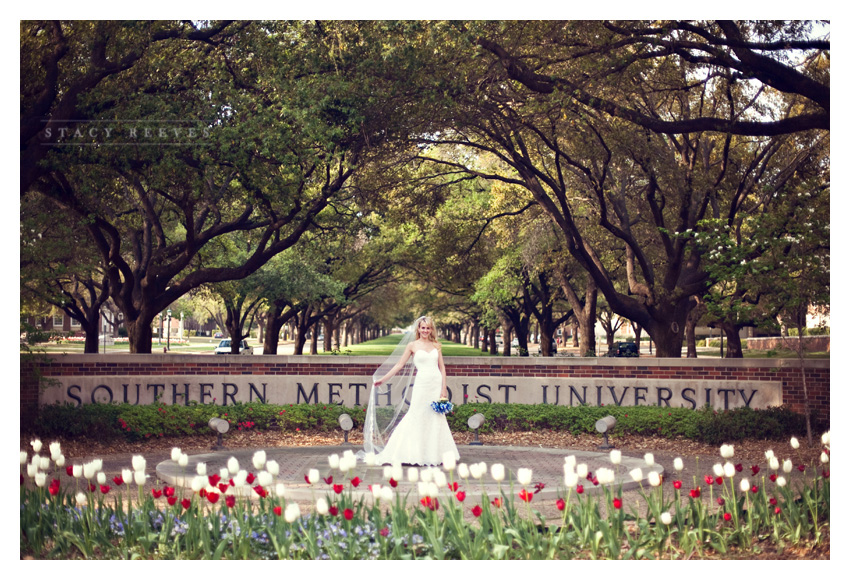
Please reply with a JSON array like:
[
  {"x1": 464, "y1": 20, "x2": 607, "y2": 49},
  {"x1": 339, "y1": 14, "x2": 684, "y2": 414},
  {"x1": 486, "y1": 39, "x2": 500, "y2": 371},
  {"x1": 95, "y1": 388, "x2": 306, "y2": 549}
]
[{"x1": 33, "y1": 401, "x2": 820, "y2": 446}]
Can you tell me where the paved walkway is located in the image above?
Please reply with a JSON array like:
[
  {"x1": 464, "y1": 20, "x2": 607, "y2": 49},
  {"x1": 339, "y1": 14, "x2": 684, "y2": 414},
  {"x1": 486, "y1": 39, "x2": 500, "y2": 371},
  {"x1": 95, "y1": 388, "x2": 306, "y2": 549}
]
[{"x1": 156, "y1": 444, "x2": 662, "y2": 502}]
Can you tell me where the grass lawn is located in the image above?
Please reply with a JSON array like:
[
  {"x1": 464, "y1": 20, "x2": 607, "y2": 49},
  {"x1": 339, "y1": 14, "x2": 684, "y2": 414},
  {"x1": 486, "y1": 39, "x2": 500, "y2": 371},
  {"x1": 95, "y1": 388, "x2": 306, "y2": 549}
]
[{"x1": 318, "y1": 334, "x2": 496, "y2": 357}]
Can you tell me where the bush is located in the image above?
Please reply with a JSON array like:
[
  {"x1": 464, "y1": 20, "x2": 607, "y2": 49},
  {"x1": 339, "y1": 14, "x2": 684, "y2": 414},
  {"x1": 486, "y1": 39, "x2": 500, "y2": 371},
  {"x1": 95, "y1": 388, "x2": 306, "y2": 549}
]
[{"x1": 33, "y1": 401, "x2": 818, "y2": 445}]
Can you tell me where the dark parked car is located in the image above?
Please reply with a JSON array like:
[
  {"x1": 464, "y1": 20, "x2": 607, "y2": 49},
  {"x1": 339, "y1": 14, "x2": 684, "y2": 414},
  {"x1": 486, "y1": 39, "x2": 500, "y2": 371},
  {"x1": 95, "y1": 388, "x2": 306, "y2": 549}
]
[{"x1": 606, "y1": 341, "x2": 639, "y2": 357}]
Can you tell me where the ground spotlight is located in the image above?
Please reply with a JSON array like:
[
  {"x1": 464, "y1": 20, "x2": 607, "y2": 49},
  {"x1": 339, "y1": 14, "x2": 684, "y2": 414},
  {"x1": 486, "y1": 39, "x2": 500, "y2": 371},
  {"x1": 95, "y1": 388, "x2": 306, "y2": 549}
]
[
  {"x1": 468, "y1": 413, "x2": 486, "y2": 446},
  {"x1": 595, "y1": 415, "x2": 616, "y2": 449},
  {"x1": 208, "y1": 417, "x2": 229, "y2": 450},
  {"x1": 338, "y1": 413, "x2": 354, "y2": 444}
]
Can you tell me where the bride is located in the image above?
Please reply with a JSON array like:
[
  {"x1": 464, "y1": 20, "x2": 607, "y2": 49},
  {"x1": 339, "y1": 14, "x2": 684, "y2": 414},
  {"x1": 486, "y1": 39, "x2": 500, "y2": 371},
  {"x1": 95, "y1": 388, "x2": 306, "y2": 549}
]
[{"x1": 362, "y1": 316, "x2": 460, "y2": 466}]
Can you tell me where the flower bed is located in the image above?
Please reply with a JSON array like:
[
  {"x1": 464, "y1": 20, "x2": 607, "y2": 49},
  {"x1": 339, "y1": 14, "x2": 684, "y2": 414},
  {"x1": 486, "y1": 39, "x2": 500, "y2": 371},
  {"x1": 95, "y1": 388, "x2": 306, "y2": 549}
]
[{"x1": 20, "y1": 433, "x2": 830, "y2": 559}]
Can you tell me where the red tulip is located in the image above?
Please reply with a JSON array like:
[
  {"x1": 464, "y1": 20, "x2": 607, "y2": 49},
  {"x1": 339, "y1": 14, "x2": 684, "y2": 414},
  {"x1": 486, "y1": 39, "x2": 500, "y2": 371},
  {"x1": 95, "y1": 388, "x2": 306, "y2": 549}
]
[
  {"x1": 389, "y1": 478, "x2": 398, "y2": 488},
  {"x1": 273, "y1": 506, "x2": 282, "y2": 516},
  {"x1": 774, "y1": 506, "x2": 782, "y2": 514},
  {"x1": 112, "y1": 475, "x2": 124, "y2": 486},
  {"x1": 797, "y1": 464, "x2": 806, "y2": 472},
  {"x1": 89, "y1": 483, "x2": 97, "y2": 492},
  {"x1": 206, "y1": 492, "x2": 219, "y2": 504},
  {"x1": 673, "y1": 480, "x2": 682, "y2": 489},
  {"x1": 350, "y1": 477, "x2": 361, "y2": 487},
  {"x1": 534, "y1": 482, "x2": 546, "y2": 493},
  {"x1": 769, "y1": 497, "x2": 778, "y2": 506},
  {"x1": 704, "y1": 475, "x2": 714, "y2": 485},
  {"x1": 333, "y1": 484, "x2": 344, "y2": 494},
  {"x1": 472, "y1": 505, "x2": 483, "y2": 517},
  {"x1": 65, "y1": 465, "x2": 74, "y2": 477},
  {"x1": 49, "y1": 484, "x2": 60, "y2": 496},
  {"x1": 218, "y1": 483, "x2": 229, "y2": 493},
  {"x1": 751, "y1": 485, "x2": 759, "y2": 494},
  {"x1": 246, "y1": 473, "x2": 256, "y2": 484},
  {"x1": 100, "y1": 485, "x2": 111, "y2": 494},
  {"x1": 556, "y1": 498, "x2": 566, "y2": 511},
  {"x1": 612, "y1": 498, "x2": 622, "y2": 510},
  {"x1": 420, "y1": 497, "x2": 439, "y2": 510},
  {"x1": 167, "y1": 496, "x2": 177, "y2": 506},
  {"x1": 323, "y1": 475, "x2": 333, "y2": 485},
  {"x1": 689, "y1": 488, "x2": 701, "y2": 498},
  {"x1": 208, "y1": 474, "x2": 221, "y2": 487},
  {"x1": 723, "y1": 512, "x2": 731, "y2": 521},
  {"x1": 518, "y1": 489, "x2": 534, "y2": 503},
  {"x1": 735, "y1": 463, "x2": 743, "y2": 473},
  {"x1": 164, "y1": 486, "x2": 175, "y2": 497},
  {"x1": 181, "y1": 498, "x2": 191, "y2": 510},
  {"x1": 380, "y1": 527, "x2": 390, "y2": 537},
  {"x1": 715, "y1": 477, "x2": 723, "y2": 485},
  {"x1": 769, "y1": 474, "x2": 778, "y2": 482},
  {"x1": 576, "y1": 484, "x2": 584, "y2": 494},
  {"x1": 822, "y1": 470, "x2": 830, "y2": 478},
  {"x1": 491, "y1": 497, "x2": 502, "y2": 508},
  {"x1": 199, "y1": 489, "x2": 207, "y2": 498},
  {"x1": 226, "y1": 495, "x2": 236, "y2": 508},
  {"x1": 448, "y1": 481, "x2": 459, "y2": 492},
  {"x1": 329, "y1": 505, "x2": 339, "y2": 516},
  {"x1": 344, "y1": 508, "x2": 354, "y2": 520},
  {"x1": 717, "y1": 497, "x2": 725, "y2": 506},
  {"x1": 591, "y1": 477, "x2": 599, "y2": 486},
  {"x1": 253, "y1": 485, "x2": 268, "y2": 498},
  {"x1": 455, "y1": 491, "x2": 466, "y2": 502},
  {"x1": 751, "y1": 465, "x2": 760, "y2": 476}
]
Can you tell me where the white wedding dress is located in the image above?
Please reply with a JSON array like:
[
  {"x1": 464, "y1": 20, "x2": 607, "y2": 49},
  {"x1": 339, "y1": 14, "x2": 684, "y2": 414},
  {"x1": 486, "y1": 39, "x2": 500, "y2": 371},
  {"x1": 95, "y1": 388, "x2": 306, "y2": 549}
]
[{"x1": 373, "y1": 348, "x2": 460, "y2": 466}]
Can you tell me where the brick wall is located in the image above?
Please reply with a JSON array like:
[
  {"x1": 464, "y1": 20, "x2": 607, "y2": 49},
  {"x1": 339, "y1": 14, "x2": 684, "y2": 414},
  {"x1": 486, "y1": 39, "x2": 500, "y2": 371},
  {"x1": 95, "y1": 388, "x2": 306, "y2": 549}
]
[
  {"x1": 747, "y1": 336, "x2": 830, "y2": 352},
  {"x1": 21, "y1": 354, "x2": 830, "y2": 428}
]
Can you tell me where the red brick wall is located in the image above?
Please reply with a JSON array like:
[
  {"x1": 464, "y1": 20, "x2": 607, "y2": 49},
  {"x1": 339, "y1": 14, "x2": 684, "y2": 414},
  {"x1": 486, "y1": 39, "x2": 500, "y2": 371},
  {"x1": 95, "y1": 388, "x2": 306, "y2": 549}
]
[{"x1": 21, "y1": 354, "x2": 829, "y2": 428}]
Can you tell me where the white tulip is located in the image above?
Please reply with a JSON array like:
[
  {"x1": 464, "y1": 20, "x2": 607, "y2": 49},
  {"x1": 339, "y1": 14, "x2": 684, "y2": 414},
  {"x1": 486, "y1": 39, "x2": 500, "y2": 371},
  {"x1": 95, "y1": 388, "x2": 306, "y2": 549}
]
[
  {"x1": 258, "y1": 471, "x2": 274, "y2": 487},
  {"x1": 821, "y1": 431, "x2": 830, "y2": 446},
  {"x1": 417, "y1": 481, "x2": 428, "y2": 497},
  {"x1": 769, "y1": 457, "x2": 780, "y2": 471},
  {"x1": 328, "y1": 454, "x2": 340, "y2": 470},
  {"x1": 371, "y1": 484, "x2": 383, "y2": 499},
  {"x1": 782, "y1": 459, "x2": 793, "y2": 474},
  {"x1": 598, "y1": 467, "x2": 616, "y2": 485},
  {"x1": 121, "y1": 468, "x2": 133, "y2": 484},
  {"x1": 220, "y1": 468, "x2": 229, "y2": 481},
  {"x1": 776, "y1": 476, "x2": 787, "y2": 488},
  {"x1": 39, "y1": 456, "x2": 51, "y2": 471},
  {"x1": 227, "y1": 457, "x2": 240, "y2": 474},
  {"x1": 364, "y1": 452, "x2": 377, "y2": 466},
  {"x1": 252, "y1": 450, "x2": 266, "y2": 470},
  {"x1": 765, "y1": 449, "x2": 775, "y2": 460},
  {"x1": 434, "y1": 470, "x2": 448, "y2": 488},
  {"x1": 820, "y1": 452, "x2": 829, "y2": 464},
  {"x1": 713, "y1": 463, "x2": 724, "y2": 477},
  {"x1": 427, "y1": 482, "x2": 440, "y2": 497},
  {"x1": 72, "y1": 465, "x2": 83, "y2": 478},
  {"x1": 517, "y1": 468, "x2": 533, "y2": 486},
  {"x1": 83, "y1": 462, "x2": 97, "y2": 480},
  {"x1": 383, "y1": 466, "x2": 393, "y2": 480},
  {"x1": 723, "y1": 462, "x2": 736, "y2": 478},
  {"x1": 75, "y1": 492, "x2": 87, "y2": 505},
  {"x1": 20, "y1": 451, "x2": 27, "y2": 465},
  {"x1": 233, "y1": 470, "x2": 248, "y2": 487},
  {"x1": 740, "y1": 478, "x2": 750, "y2": 493},
  {"x1": 49, "y1": 442, "x2": 62, "y2": 461},
  {"x1": 720, "y1": 444, "x2": 734, "y2": 459},
  {"x1": 131, "y1": 455, "x2": 146, "y2": 472},
  {"x1": 630, "y1": 468, "x2": 643, "y2": 483},
  {"x1": 196, "y1": 462, "x2": 207, "y2": 476},
  {"x1": 343, "y1": 449, "x2": 356, "y2": 461},
  {"x1": 469, "y1": 464, "x2": 483, "y2": 479},
  {"x1": 442, "y1": 451, "x2": 457, "y2": 471},
  {"x1": 178, "y1": 453, "x2": 189, "y2": 468},
  {"x1": 648, "y1": 471, "x2": 661, "y2": 487},
  {"x1": 564, "y1": 455, "x2": 577, "y2": 469},
  {"x1": 660, "y1": 512, "x2": 672, "y2": 525},
  {"x1": 790, "y1": 437, "x2": 800, "y2": 450},
  {"x1": 275, "y1": 483, "x2": 286, "y2": 497},
  {"x1": 31, "y1": 439, "x2": 42, "y2": 453},
  {"x1": 564, "y1": 471, "x2": 579, "y2": 488},
  {"x1": 392, "y1": 464, "x2": 403, "y2": 481},
  {"x1": 306, "y1": 468, "x2": 319, "y2": 484},
  {"x1": 491, "y1": 463, "x2": 505, "y2": 482},
  {"x1": 576, "y1": 463, "x2": 588, "y2": 478},
  {"x1": 380, "y1": 487, "x2": 394, "y2": 502},
  {"x1": 284, "y1": 503, "x2": 301, "y2": 523},
  {"x1": 134, "y1": 471, "x2": 147, "y2": 486},
  {"x1": 673, "y1": 457, "x2": 684, "y2": 471},
  {"x1": 171, "y1": 447, "x2": 182, "y2": 462},
  {"x1": 610, "y1": 450, "x2": 621, "y2": 465},
  {"x1": 35, "y1": 472, "x2": 47, "y2": 487},
  {"x1": 27, "y1": 463, "x2": 37, "y2": 478},
  {"x1": 97, "y1": 472, "x2": 106, "y2": 485},
  {"x1": 644, "y1": 453, "x2": 655, "y2": 467},
  {"x1": 316, "y1": 497, "x2": 329, "y2": 515},
  {"x1": 56, "y1": 455, "x2": 66, "y2": 468},
  {"x1": 92, "y1": 459, "x2": 103, "y2": 472},
  {"x1": 191, "y1": 476, "x2": 204, "y2": 492},
  {"x1": 407, "y1": 467, "x2": 420, "y2": 483},
  {"x1": 420, "y1": 468, "x2": 433, "y2": 483}
]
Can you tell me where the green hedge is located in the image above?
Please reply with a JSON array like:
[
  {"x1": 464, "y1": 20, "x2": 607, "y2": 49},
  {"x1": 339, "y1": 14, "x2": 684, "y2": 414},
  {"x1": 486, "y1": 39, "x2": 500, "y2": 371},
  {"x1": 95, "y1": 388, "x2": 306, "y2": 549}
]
[{"x1": 32, "y1": 401, "x2": 820, "y2": 445}]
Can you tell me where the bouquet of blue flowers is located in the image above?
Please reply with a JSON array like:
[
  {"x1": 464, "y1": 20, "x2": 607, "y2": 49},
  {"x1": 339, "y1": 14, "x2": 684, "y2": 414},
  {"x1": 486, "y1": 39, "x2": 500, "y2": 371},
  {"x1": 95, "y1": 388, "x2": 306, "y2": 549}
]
[{"x1": 430, "y1": 398, "x2": 454, "y2": 415}]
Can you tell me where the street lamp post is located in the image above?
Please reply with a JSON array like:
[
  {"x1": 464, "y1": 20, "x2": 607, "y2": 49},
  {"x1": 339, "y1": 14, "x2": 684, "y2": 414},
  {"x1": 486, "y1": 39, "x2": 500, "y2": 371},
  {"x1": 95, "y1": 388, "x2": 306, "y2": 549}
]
[{"x1": 167, "y1": 309, "x2": 172, "y2": 351}]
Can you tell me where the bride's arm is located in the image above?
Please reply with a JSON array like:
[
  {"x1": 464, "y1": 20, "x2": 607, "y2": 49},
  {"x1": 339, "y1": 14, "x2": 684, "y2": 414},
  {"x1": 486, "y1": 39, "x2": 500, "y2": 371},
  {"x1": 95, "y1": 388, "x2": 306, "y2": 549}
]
[
  {"x1": 373, "y1": 343, "x2": 414, "y2": 386},
  {"x1": 437, "y1": 344, "x2": 448, "y2": 399}
]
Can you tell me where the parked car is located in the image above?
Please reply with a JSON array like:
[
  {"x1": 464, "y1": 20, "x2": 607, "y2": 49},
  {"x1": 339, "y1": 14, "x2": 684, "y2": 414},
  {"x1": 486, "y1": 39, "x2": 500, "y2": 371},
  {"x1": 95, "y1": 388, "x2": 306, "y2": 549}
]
[
  {"x1": 214, "y1": 339, "x2": 252, "y2": 355},
  {"x1": 537, "y1": 339, "x2": 558, "y2": 354},
  {"x1": 605, "y1": 341, "x2": 639, "y2": 357},
  {"x1": 214, "y1": 332, "x2": 224, "y2": 339}
]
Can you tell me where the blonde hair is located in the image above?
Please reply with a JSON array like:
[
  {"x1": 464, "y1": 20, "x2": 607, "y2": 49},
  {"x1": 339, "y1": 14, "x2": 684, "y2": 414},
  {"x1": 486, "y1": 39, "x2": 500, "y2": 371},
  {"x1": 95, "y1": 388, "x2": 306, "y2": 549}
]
[{"x1": 414, "y1": 316, "x2": 440, "y2": 345}]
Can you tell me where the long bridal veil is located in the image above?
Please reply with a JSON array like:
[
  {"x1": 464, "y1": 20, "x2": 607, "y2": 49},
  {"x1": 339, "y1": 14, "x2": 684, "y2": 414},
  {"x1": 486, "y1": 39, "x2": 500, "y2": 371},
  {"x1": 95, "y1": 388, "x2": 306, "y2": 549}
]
[{"x1": 360, "y1": 319, "x2": 423, "y2": 457}]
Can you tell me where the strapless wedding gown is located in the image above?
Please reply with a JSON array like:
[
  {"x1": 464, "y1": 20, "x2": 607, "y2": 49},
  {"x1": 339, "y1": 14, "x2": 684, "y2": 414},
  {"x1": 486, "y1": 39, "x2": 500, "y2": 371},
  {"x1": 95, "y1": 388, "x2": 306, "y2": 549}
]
[{"x1": 373, "y1": 348, "x2": 460, "y2": 466}]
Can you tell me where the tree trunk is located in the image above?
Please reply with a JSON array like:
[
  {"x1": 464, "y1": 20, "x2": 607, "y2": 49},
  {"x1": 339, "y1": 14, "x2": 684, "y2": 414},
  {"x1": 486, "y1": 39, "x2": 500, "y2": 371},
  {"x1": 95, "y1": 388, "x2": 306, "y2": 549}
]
[
  {"x1": 720, "y1": 322, "x2": 744, "y2": 358},
  {"x1": 488, "y1": 328, "x2": 498, "y2": 355},
  {"x1": 126, "y1": 316, "x2": 155, "y2": 354}
]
